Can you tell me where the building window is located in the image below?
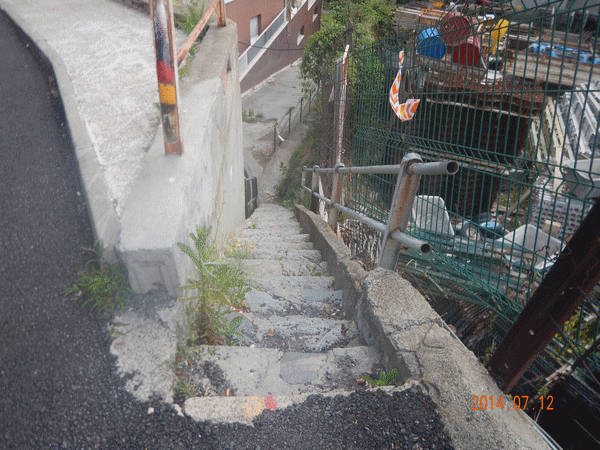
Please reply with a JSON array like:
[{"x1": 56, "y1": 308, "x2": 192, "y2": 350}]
[
  {"x1": 250, "y1": 15, "x2": 261, "y2": 45},
  {"x1": 313, "y1": 4, "x2": 319, "y2": 21},
  {"x1": 297, "y1": 25, "x2": 305, "y2": 45}
]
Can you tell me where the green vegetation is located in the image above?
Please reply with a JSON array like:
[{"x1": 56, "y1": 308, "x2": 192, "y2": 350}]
[
  {"x1": 300, "y1": 0, "x2": 395, "y2": 87},
  {"x1": 275, "y1": 114, "x2": 321, "y2": 208},
  {"x1": 242, "y1": 109, "x2": 267, "y2": 123},
  {"x1": 306, "y1": 264, "x2": 323, "y2": 277},
  {"x1": 175, "y1": 1, "x2": 206, "y2": 35},
  {"x1": 178, "y1": 227, "x2": 250, "y2": 345},
  {"x1": 362, "y1": 368, "x2": 398, "y2": 387},
  {"x1": 174, "y1": 1, "x2": 207, "y2": 62},
  {"x1": 63, "y1": 241, "x2": 131, "y2": 316},
  {"x1": 174, "y1": 376, "x2": 201, "y2": 401},
  {"x1": 242, "y1": 109, "x2": 257, "y2": 123},
  {"x1": 226, "y1": 237, "x2": 256, "y2": 260}
]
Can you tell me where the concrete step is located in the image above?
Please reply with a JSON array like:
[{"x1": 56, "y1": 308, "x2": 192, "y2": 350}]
[
  {"x1": 240, "y1": 226, "x2": 305, "y2": 237},
  {"x1": 235, "y1": 311, "x2": 356, "y2": 352},
  {"x1": 248, "y1": 248, "x2": 323, "y2": 263},
  {"x1": 246, "y1": 240, "x2": 315, "y2": 252},
  {"x1": 183, "y1": 383, "x2": 417, "y2": 426},
  {"x1": 240, "y1": 232, "x2": 312, "y2": 246},
  {"x1": 252, "y1": 275, "x2": 335, "y2": 293},
  {"x1": 182, "y1": 345, "x2": 381, "y2": 399},
  {"x1": 243, "y1": 287, "x2": 342, "y2": 314},
  {"x1": 176, "y1": 203, "x2": 388, "y2": 429},
  {"x1": 239, "y1": 259, "x2": 328, "y2": 278}
]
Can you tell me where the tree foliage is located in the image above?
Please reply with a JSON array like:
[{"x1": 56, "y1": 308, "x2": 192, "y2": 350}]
[
  {"x1": 300, "y1": 0, "x2": 395, "y2": 85},
  {"x1": 300, "y1": 15, "x2": 346, "y2": 86}
]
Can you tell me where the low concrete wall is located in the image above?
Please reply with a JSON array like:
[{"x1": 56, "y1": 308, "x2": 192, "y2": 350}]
[
  {"x1": 295, "y1": 204, "x2": 552, "y2": 450},
  {"x1": 118, "y1": 21, "x2": 245, "y2": 295}
]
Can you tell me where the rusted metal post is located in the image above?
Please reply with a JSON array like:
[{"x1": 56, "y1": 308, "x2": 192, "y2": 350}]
[
  {"x1": 300, "y1": 97, "x2": 303, "y2": 123},
  {"x1": 151, "y1": 0, "x2": 183, "y2": 155},
  {"x1": 487, "y1": 198, "x2": 600, "y2": 392},
  {"x1": 328, "y1": 163, "x2": 345, "y2": 229},
  {"x1": 379, "y1": 154, "x2": 423, "y2": 270},
  {"x1": 288, "y1": 107, "x2": 292, "y2": 135},
  {"x1": 309, "y1": 165, "x2": 320, "y2": 214},
  {"x1": 378, "y1": 156, "x2": 458, "y2": 270},
  {"x1": 273, "y1": 124, "x2": 277, "y2": 152},
  {"x1": 217, "y1": 0, "x2": 226, "y2": 27}
]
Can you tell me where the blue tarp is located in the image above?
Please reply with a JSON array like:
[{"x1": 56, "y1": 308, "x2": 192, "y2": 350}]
[{"x1": 529, "y1": 43, "x2": 600, "y2": 65}]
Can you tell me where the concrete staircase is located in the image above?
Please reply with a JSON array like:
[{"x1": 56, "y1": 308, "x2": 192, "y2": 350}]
[{"x1": 183, "y1": 203, "x2": 384, "y2": 424}]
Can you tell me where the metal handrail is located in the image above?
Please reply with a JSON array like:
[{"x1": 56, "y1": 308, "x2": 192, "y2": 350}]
[
  {"x1": 301, "y1": 153, "x2": 458, "y2": 269},
  {"x1": 274, "y1": 89, "x2": 317, "y2": 150},
  {"x1": 176, "y1": 0, "x2": 226, "y2": 66}
]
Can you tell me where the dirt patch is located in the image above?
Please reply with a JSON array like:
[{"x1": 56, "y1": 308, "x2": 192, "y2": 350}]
[{"x1": 252, "y1": 144, "x2": 275, "y2": 170}]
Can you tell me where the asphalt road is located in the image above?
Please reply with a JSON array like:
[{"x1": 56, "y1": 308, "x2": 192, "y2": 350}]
[
  {"x1": 0, "y1": 11, "x2": 453, "y2": 449},
  {"x1": 0, "y1": 11, "x2": 197, "y2": 448}
]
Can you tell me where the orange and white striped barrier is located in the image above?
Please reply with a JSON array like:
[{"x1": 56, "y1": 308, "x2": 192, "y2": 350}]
[{"x1": 389, "y1": 51, "x2": 420, "y2": 122}]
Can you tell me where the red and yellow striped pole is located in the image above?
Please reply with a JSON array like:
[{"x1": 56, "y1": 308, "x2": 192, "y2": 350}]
[{"x1": 151, "y1": 0, "x2": 183, "y2": 155}]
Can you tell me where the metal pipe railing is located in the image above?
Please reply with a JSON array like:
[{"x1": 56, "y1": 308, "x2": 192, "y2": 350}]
[
  {"x1": 301, "y1": 153, "x2": 458, "y2": 269},
  {"x1": 176, "y1": 0, "x2": 226, "y2": 66}
]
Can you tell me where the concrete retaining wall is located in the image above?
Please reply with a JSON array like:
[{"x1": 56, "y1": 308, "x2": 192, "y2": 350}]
[
  {"x1": 294, "y1": 204, "x2": 553, "y2": 450},
  {"x1": 118, "y1": 21, "x2": 245, "y2": 295}
]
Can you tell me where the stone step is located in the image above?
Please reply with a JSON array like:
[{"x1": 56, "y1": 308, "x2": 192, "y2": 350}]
[
  {"x1": 183, "y1": 383, "x2": 419, "y2": 426},
  {"x1": 240, "y1": 226, "x2": 305, "y2": 237},
  {"x1": 239, "y1": 259, "x2": 328, "y2": 278},
  {"x1": 246, "y1": 240, "x2": 315, "y2": 252},
  {"x1": 243, "y1": 287, "x2": 343, "y2": 315},
  {"x1": 252, "y1": 275, "x2": 335, "y2": 293},
  {"x1": 176, "y1": 203, "x2": 387, "y2": 429},
  {"x1": 240, "y1": 232, "x2": 312, "y2": 246},
  {"x1": 183, "y1": 345, "x2": 381, "y2": 399},
  {"x1": 234, "y1": 310, "x2": 356, "y2": 352},
  {"x1": 248, "y1": 248, "x2": 323, "y2": 263},
  {"x1": 248, "y1": 203, "x2": 294, "y2": 216}
]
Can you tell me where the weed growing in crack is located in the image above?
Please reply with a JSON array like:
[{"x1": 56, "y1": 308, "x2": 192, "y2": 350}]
[
  {"x1": 361, "y1": 369, "x2": 398, "y2": 387},
  {"x1": 174, "y1": 376, "x2": 201, "y2": 403},
  {"x1": 178, "y1": 227, "x2": 250, "y2": 345},
  {"x1": 63, "y1": 241, "x2": 131, "y2": 317},
  {"x1": 306, "y1": 264, "x2": 323, "y2": 276}
]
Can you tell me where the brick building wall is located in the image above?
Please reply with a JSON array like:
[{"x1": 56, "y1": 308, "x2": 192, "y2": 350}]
[{"x1": 240, "y1": 0, "x2": 321, "y2": 92}]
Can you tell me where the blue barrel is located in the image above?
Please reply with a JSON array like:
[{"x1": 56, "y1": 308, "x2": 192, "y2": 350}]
[{"x1": 417, "y1": 27, "x2": 446, "y2": 60}]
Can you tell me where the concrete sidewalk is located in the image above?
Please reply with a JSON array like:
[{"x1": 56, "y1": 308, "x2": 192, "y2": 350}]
[{"x1": 241, "y1": 62, "x2": 307, "y2": 202}]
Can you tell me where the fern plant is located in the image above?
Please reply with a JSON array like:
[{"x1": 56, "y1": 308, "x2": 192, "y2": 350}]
[
  {"x1": 362, "y1": 369, "x2": 398, "y2": 387},
  {"x1": 178, "y1": 227, "x2": 250, "y2": 345}
]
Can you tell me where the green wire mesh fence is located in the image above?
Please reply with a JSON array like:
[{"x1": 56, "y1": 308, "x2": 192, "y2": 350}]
[{"x1": 325, "y1": 0, "x2": 600, "y2": 388}]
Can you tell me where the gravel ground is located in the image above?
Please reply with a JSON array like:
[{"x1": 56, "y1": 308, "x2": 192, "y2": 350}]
[{"x1": 0, "y1": 12, "x2": 454, "y2": 449}]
